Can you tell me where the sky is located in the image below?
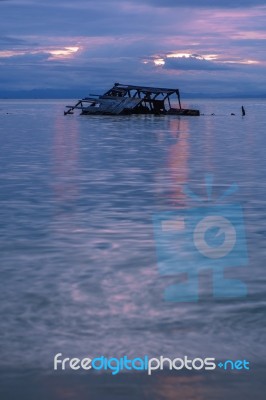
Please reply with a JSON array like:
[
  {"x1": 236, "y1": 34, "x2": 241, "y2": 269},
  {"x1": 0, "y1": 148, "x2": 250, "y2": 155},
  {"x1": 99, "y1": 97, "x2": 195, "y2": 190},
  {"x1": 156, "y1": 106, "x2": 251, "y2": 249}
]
[{"x1": 1, "y1": 0, "x2": 266, "y2": 98}]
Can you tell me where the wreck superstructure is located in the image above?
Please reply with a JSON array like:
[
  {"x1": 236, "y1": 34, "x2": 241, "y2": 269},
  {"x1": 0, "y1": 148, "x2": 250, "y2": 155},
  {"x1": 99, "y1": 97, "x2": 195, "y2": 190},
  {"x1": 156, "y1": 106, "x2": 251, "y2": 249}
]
[{"x1": 64, "y1": 83, "x2": 200, "y2": 116}]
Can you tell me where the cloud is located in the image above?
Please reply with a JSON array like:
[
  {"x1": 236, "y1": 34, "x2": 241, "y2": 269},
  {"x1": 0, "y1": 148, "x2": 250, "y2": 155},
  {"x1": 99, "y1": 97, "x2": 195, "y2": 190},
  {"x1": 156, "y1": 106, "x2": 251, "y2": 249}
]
[
  {"x1": 0, "y1": 0, "x2": 266, "y2": 96},
  {"x1": 134, "y1": 0, "x2": 266, "y2": 8},
  {"x1": 17, "y1": 0, "x2": 266, "y2": 9},
  {"x1": 0, "y1": 36, "x2": 25, "y2": 44},
  {"x1": 163, "y1": 54, "x2": 230, "y2": 71}
]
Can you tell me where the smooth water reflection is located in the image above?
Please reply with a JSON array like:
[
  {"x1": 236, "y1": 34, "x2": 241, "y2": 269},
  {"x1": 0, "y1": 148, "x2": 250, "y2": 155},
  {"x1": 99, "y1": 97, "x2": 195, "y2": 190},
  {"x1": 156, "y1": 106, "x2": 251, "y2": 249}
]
[{"x1": 0, "y1": 100, "x2": 266, "y2": 376}]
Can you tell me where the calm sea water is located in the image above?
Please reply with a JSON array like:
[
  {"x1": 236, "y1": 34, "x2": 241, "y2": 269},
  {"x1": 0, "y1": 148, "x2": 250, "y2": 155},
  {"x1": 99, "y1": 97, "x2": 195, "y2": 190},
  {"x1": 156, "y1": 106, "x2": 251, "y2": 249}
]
[{"x1": 0, "y1": 99, "x2": 265, "y2": 399}]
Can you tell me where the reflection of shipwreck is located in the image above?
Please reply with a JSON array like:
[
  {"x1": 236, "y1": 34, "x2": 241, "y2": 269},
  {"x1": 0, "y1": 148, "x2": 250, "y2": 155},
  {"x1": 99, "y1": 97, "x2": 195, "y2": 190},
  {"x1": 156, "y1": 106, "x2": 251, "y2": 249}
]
[{"x1": 64, "y1": 83, "x2": 200, "y2": 116}]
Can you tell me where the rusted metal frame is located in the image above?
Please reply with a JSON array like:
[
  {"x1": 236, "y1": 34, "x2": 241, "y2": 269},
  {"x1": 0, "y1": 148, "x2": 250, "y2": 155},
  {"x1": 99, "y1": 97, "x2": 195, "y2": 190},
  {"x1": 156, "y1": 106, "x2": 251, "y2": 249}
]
[
  {"x1": 167, "y1": 96, "x2": 171, "y2": 110},
  {"x1": 64, "y1": 100, "x2": 82, "y2": 115},
  {"x1": 115, "y1": 84, "x2": 179, "y2": 93},
  {"x1": 176, "y1": 90, "x2": 182, "y2": 109},
  {"x1": 144, "y1": 92, "x2": 154, "y2": 111},
  {"x1": 153, "y1": 93, "x2": 161, "y2": 100}
]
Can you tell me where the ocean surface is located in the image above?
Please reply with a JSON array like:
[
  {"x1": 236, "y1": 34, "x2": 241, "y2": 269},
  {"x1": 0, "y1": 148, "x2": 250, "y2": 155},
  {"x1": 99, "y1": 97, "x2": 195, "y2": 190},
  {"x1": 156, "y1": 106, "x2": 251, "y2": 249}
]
[{"x1": 0, "y1": 99, "x2": 265, "y2": 399}]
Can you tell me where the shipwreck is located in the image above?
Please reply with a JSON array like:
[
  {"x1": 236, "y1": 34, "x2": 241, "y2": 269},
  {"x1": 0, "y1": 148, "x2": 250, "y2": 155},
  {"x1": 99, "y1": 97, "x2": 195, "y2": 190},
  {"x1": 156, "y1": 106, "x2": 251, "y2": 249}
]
[{"x1": 64, "y1": 83, "x2": 200, "y2": 116}]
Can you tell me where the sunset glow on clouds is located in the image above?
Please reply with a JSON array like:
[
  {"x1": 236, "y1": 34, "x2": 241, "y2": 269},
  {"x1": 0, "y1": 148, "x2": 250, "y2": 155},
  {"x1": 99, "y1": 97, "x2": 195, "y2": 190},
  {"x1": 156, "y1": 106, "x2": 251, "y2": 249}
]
[
  {"x1": 0, "y1": 47, "x2": 80, "y2": 59},
  {"x1": 152, "y1": 53, "x2": 261, "y2": 69},
  {"x1": 0, "y1": 0, "x2": 266, "y2": 96},
  {"x1": 49, "y1": 47, "x2": 80, "y2": 59}
]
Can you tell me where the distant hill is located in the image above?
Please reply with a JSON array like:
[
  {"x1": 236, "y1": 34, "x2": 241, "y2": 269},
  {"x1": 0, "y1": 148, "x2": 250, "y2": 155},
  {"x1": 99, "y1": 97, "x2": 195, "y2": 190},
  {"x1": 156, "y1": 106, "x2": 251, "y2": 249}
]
[{"x1": 1, "y1": 88, "x2": 266, "y2": 99}]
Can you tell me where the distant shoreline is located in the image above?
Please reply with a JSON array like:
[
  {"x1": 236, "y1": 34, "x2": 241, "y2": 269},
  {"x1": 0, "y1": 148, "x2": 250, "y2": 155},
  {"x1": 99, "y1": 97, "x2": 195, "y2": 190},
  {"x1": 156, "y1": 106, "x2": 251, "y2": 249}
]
[{"x1": 1, "y1": 95, "x2": 266, "y2": 100}]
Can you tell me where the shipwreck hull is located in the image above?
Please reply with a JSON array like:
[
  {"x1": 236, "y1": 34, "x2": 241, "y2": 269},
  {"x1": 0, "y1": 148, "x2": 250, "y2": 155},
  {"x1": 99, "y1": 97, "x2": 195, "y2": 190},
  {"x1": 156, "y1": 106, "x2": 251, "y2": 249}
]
[{"x1": 167, "y1": 108, "x2": 200, "y2": 116}]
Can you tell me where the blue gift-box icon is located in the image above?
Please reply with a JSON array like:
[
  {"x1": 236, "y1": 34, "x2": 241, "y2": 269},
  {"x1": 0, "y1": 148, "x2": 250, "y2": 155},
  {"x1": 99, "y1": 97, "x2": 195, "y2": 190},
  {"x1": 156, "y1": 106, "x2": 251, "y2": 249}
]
[{"x1": 153, "y1": 203, "x2": 248, "y2": 302}]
